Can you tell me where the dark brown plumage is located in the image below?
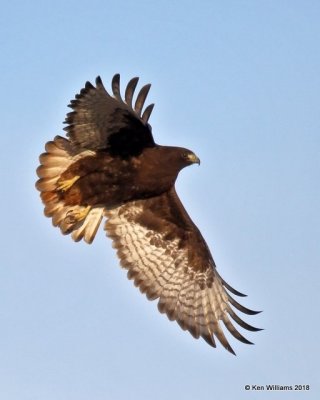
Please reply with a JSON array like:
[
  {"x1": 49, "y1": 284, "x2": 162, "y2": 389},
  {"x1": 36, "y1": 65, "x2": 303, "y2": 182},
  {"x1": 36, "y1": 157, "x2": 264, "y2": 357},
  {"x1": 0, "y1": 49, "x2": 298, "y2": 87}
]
[{"x1": 36, "y1": 74, "x2": 261, "y2": 354}]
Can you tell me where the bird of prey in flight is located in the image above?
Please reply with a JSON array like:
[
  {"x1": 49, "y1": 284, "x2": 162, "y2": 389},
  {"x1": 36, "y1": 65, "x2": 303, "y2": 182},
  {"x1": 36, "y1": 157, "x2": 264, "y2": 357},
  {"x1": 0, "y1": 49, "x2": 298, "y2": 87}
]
[{"x1": 36, "y1": 74, "x2": 261, "y2": 354}]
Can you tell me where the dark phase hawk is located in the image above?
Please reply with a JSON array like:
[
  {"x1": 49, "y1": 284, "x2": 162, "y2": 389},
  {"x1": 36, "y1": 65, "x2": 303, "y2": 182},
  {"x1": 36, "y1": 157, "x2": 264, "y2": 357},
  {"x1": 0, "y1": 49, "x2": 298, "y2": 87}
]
[{"x1": 36, "y1": 74, "x2": 261, "y2": 354}]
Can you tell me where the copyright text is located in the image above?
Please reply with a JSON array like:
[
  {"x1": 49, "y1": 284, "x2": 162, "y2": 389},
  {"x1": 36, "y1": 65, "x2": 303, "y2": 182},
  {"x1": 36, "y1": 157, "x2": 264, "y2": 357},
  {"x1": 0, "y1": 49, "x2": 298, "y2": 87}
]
[{"x1": 244, "y1": 384, "x2": 310, "y2": 391}]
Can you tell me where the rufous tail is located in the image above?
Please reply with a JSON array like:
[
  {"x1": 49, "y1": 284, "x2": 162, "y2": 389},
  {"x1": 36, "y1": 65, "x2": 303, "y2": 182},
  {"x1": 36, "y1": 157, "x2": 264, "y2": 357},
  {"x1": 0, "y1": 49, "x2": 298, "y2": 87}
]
[{"x1": 36, "y1": 136, "x2": 104, "y2": 243}]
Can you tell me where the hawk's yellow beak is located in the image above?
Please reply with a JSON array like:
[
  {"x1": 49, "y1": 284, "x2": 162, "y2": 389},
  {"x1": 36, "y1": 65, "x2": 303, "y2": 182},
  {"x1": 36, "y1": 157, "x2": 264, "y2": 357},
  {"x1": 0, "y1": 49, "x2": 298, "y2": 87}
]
[{"x1": 187, "y1": 153, "x2": 200, "y2": 165}]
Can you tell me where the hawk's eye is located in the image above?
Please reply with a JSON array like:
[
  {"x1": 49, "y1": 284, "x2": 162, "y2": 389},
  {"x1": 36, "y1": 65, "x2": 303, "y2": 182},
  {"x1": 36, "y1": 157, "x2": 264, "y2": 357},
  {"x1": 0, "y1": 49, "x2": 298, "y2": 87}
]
[{"x1": 182, "y1": 152, "x2": 189, "y2": 159}]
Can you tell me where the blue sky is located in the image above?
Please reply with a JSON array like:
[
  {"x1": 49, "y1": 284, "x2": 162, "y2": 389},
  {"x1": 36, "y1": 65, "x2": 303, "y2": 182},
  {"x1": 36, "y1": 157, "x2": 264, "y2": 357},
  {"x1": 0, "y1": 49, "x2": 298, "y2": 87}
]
[{"x1": 1, "y1": 1, "x2": 319, "y2": 399}]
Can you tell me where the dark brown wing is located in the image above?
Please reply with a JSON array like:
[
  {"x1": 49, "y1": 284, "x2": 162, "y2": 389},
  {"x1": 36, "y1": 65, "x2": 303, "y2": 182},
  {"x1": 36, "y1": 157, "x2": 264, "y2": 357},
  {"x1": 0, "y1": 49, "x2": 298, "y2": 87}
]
[
  {"x1": 64, "y1": 74, "x2": 155, "y2": 157},
  {"x1": 104, "y1": 187, "x2": 261, "y2": 354}
]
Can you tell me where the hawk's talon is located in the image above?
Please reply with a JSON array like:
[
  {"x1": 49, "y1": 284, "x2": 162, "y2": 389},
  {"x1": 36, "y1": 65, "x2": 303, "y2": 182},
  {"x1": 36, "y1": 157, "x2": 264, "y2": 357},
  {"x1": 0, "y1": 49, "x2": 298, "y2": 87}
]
[
  {"x1": 65, "y1": 206, "x2": 91, "y2": 224},
  {"x1": 57, "y1": 175, "x2": 80, "y2": 192}
]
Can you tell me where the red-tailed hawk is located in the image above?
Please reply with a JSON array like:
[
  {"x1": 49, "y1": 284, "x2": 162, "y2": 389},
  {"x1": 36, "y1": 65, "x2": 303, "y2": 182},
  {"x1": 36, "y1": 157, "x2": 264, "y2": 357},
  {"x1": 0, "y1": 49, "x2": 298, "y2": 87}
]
[{"x1": 36, "y1": 74, "x2": 261, "y2": 354}]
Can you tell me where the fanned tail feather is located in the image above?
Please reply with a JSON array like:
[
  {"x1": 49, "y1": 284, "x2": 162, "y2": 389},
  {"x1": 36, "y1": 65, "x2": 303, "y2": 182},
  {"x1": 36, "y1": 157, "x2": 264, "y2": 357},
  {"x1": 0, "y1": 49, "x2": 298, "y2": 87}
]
[{"x1": 36, "y1": 135, "x2": 104, "y2": 243}]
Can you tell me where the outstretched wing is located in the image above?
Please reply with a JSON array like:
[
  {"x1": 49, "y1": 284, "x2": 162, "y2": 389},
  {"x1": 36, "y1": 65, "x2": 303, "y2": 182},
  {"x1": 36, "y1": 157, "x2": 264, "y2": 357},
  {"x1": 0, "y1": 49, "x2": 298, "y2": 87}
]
[
  {"x1": 64, "y1": 74, "x2": 155, "y2": 157},
  {"x1": 105, "y1": 187, "x2": 261, "y2": 354}
]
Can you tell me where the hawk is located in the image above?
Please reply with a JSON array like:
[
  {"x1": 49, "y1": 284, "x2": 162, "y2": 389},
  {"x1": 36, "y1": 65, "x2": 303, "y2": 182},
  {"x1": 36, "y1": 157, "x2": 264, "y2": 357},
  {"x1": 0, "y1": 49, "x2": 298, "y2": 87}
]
[{"x1": 36, "y1": 74, "x2": 261, "y2": 354}]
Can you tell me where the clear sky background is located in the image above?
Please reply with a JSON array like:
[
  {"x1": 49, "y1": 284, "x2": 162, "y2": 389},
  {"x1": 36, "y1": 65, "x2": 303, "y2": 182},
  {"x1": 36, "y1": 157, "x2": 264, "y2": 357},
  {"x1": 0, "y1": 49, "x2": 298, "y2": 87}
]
[{"x1": 1, "y1": 1, "x2": 319, "y2": 399}]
